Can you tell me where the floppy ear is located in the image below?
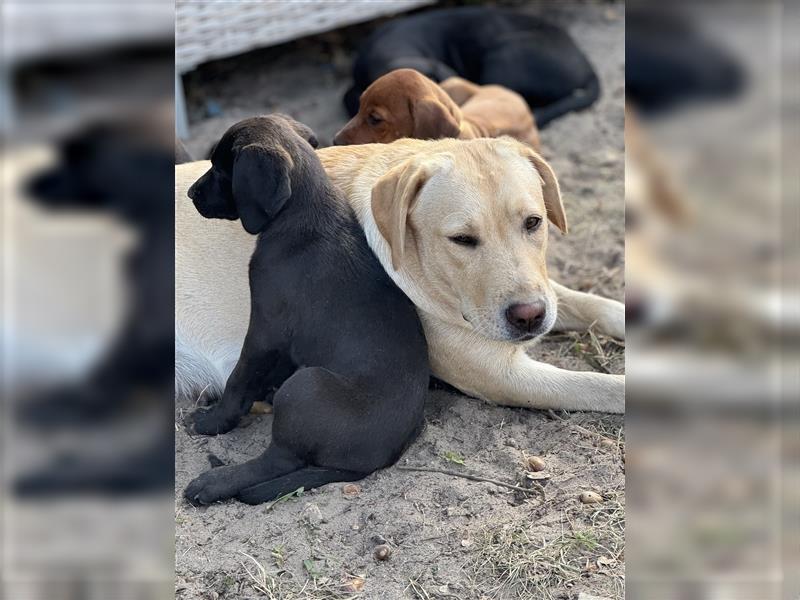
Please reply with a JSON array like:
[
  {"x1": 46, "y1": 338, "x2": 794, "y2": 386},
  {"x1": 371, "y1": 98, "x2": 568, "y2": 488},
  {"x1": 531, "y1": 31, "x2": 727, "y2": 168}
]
[
  {"x1": 232, "y1": 144, "x2": 293, "y2": 234},
  {"x1": 371, "y1": 157, "x2": 435, "y2": 270},
  {"x1": 525, "y1": 151, "x2": 568, "y2": 234},
  {"x1": 411, "y1": 95, "x2": 461, "y2": 139}
]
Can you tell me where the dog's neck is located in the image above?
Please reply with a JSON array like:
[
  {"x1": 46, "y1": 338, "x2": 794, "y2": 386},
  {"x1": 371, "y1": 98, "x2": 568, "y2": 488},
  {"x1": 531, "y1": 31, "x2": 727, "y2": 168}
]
[{"x1": 265, "y1": 158, "x2": 351, "y2": 241}]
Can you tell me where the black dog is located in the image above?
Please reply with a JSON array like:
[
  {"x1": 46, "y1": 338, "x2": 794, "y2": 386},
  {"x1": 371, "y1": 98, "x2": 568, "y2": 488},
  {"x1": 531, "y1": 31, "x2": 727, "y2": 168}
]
[
  {"x1": 344, "y1": 7, "x2": 600, "y2": 127},
  {"x1": 184, "y1": 115, "x2": 429, "y2": 505},
  {"x1": 15, "y1": 118, "x2": 175, "y2": 495},
  {"x1": 626, "y1": 8, "x2": 744, "y2": 114}
]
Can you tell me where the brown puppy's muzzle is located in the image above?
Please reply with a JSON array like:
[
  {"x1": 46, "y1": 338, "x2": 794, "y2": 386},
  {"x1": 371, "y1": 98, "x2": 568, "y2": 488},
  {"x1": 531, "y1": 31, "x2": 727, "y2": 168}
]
[{"x1": 333, "y1": 123, "x2": 355, "y2": 146}]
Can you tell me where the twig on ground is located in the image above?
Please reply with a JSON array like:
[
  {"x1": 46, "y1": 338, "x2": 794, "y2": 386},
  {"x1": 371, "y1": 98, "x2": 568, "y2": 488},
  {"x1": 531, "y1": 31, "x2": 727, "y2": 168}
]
[{"x1": 397, "y1": 465, "x2": 545, "y2": 501}]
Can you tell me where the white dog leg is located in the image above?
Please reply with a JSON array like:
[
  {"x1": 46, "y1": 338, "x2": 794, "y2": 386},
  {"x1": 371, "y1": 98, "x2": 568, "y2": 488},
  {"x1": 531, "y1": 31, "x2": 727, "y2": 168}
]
[
  {"x1": 550, "y1": 280, "x2": 625, "y2": 340},
  {"x1": 427, "y1": 320, "x2": 625, "y2": 413}
]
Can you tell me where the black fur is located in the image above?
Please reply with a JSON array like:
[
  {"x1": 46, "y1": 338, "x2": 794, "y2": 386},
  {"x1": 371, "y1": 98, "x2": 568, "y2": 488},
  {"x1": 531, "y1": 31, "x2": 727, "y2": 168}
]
[
  {"x1": 344, "y1": 7, "x2": 600, "y2": 127},
  {"x1": 626, "y1": 8, "x2": 744, "y2": 114},
  {"x1": 15, "y1": 120, "x2": 174, "y2": 495},
  {"x1": 184, "y1": 115, "x2": 429, "y2": 506}
]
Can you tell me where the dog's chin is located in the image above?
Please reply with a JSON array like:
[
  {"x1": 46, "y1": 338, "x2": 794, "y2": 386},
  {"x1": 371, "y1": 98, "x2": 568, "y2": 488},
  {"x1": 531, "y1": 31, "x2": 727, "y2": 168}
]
[
  {"x1": 462, "y1": 316, "x2": 546, "y2": 344},
  {"x1": 508, "y1": 331, "x2": 541, "y2": 344},
  {"x1": 192, "y1": 198, "x2": 238, "y2": 221}
]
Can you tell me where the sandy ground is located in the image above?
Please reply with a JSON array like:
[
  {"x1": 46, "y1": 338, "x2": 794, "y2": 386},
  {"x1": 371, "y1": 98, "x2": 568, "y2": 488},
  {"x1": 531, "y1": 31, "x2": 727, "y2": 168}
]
[{"x1": 176, "y1": 3, "x2": 625, "y2": 599}]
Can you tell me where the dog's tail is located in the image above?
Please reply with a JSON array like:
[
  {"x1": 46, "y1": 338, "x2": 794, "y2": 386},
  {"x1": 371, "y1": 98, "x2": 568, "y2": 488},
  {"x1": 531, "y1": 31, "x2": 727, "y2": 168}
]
[
  {"x1": 236, "y1": 466, "x2": 365, "y2": 505},
  {"x1": 175, "y1": 336, "x2": 231, "y2": 402},
  {"x1": 532, "y1": 72, "x2": 601, "y2": 128}
]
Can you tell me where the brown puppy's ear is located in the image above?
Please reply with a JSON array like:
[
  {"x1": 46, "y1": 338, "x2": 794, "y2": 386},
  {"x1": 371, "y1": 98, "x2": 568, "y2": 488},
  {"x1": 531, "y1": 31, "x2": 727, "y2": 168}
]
[
  {"x1": 411, "y1": 95, "x2": 461, "y2": 140},
  {"x1": 371, "y1": 157, "x2": 435, "y2": 270},
  {"x1": 232, "y1": 144, "x2": 293, "y2": 234},
  {"x1": 524, "y1": 150, "x2": 568, "y2": 234}
]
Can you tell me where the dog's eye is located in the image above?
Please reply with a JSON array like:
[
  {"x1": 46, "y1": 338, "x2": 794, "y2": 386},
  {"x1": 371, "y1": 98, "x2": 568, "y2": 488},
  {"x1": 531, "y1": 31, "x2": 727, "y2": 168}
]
[
  {"x1": 524, "y1": 216, "x2": 542, "y2": 232},
  {"x1": 449, "y1": 234, "x2": 479, "y2": 247},
  {"x1": 367, "y1": 114, "x2": 383, "y2": 126}
]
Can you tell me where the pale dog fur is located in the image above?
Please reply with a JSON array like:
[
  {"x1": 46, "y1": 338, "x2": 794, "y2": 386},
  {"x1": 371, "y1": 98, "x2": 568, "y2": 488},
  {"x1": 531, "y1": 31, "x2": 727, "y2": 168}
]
[{"x1": 176, "y1": 137, "x2": 624, "y2": 413}]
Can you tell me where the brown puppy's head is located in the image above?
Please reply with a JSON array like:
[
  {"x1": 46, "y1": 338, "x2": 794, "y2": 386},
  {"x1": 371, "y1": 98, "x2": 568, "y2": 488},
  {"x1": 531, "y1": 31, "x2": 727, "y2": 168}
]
[
  {"x1": 334, "y1": 69, "x2": 461, "y2": 145},
  {"x1": 371, "y1": 138, "x2": 568, "y2": 343},
  {"x1": 188, "y1": 115, "x2": 319, "y2": 234}
]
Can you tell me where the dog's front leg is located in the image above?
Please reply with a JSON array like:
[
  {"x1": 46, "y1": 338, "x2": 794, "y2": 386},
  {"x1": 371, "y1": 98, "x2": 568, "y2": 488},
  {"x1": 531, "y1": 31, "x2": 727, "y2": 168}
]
[
  {"x1": 550, "y1": 280, "x2": 625, "y2": 340},
  {"x1": 427, "y1": 319, "x2": 624, "y2": 413},
  {"x1": 190, "y1": 336, "x2": 291, "y2": 436}
]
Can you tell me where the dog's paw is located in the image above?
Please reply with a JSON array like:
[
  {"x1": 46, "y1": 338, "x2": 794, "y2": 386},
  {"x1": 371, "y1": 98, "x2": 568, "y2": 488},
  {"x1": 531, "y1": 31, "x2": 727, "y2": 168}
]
[
  {"x1": 184, "y1": 467, "x2": 238, "y2": 506},
  {"x1": 188, "y1": 408, "x2": 238, "y2": 436},
  {"x1": 236, "y1": 481, "x2": 279, "y2": 505}
]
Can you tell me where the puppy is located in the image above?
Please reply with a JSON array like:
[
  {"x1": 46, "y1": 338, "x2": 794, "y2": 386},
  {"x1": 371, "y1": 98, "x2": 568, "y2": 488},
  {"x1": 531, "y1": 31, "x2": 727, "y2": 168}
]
[
  {"x1": 345, "y1": 6, "x2": 600, "y2": 126},
  {"x1": 182, "y1": 115, "x2": 429, "y2": 506},
  {"x1": 13, "y1": 115, "x2": 175, "y2": 496},
  {"x1": 334, "y1": 69, "x2": 540, "y2": 149},
  {"x1": 626, "y1": 7, "x2": 744, "y2": 114}
]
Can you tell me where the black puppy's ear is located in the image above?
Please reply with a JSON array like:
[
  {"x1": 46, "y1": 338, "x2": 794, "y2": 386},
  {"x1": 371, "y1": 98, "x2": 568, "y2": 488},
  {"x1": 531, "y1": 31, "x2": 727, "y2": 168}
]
[{"x1": 232, "y1": 144, "x2": 293, "y2": 234}]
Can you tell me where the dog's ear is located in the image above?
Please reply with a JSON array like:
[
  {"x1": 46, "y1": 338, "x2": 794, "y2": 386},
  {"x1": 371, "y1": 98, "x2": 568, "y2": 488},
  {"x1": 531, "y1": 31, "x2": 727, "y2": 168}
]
[
  {"x1": 232, "y1": 144, "x2": 293, "y2": 234},
  {"x1": 524, "y1": 150, "x2": 568, "y2": 234},
  {"x1": 371, "y1": 156, "x2": 440, "y2": 270},
  {"x1": 411, "y1": 94, "x2": 461, "y2": 139}
]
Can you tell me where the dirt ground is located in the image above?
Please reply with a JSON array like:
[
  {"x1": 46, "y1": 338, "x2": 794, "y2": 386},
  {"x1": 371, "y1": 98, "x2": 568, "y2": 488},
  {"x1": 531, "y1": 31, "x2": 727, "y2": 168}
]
[{"x1": 176, "y1": 3, "x2": 625, "y2": 599}]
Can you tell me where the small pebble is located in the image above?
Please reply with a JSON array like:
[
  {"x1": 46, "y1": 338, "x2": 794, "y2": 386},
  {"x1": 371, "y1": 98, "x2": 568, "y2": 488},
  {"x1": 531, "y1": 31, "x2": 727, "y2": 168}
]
[
  {"x1": 598, "y1": 438, "x2": 617, "y2": 450},
  {"x1": 342, "y1": 483, "x2": 361, "y2": 497},
  {"x1": 579, "y1": 491, "x2": 603, "y2": 504},
  {"x1": 526, "y1": 456, "x2": 546, "y2": 472},
  {"x1": 373, "y1": 544, "x2": 391, "y2": 561},
  {"x1": 301, "y1": 503, "x2": 324, "y2": 525},
  {"x1": 249, "y1": 401, "x2": 273, "y2": 415},
  {"x1": 342, "y1": 576, "x2": 365, "y2": 593}
]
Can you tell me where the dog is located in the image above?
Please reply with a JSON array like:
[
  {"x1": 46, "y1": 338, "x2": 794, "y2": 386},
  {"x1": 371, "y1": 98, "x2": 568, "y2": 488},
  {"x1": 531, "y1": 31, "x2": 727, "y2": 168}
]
[
  {"x1": 13, "y1": 114, "x2": 175, "y2": 495},
  {"x1": 181, "y1": 115, "x2": 429, "y2": 506},
  {"x1": 344, "y1": 7, "x2": 599, "y2": 127},
  {"x1": 176, "y1": 134, "x2": 624, "y2": 415},
  {"x1": 334, "y1": 69, "x2": 540, "y2": 149},
  {"x1": 626, "y1": 7, "x2": 744, "y2": 114}
]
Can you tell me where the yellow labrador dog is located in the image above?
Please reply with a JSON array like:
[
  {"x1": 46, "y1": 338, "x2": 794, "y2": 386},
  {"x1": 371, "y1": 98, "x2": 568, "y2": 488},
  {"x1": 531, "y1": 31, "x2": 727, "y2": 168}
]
[{"x1": 176, "y1": 136, "x2": 624, "y2": 412}]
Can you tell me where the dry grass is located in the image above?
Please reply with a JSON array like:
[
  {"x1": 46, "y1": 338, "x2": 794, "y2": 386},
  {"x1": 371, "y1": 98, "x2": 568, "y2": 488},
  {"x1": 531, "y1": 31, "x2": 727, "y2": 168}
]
[
  {"x1": 240, "y1": 552, "x2": 365, "y2": 600},
  {"x1": 467, "y1": 494, "x2": 625, "y2": 599}
]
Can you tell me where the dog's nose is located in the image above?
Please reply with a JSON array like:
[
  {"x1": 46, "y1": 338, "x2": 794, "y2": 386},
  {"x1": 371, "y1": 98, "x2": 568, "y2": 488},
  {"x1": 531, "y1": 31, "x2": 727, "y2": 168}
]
[{"x1": 505, "y1": 302, "x2": 546, "y2": 333}]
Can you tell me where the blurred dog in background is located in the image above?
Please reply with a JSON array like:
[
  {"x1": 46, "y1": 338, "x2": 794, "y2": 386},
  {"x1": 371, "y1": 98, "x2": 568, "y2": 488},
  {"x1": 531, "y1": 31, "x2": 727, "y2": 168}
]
[{"x1": 345, "y1": 6, "x2": 600, "y2": 127}]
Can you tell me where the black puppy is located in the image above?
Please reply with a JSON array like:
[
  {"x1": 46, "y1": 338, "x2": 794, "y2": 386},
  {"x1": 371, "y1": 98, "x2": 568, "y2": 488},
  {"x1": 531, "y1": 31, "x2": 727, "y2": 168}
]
[
  {"x1": 626, "y1": 8, "x2": 744, "y2": 114},
  {"x1": 184, "y1": 115, "x2": 429, "y2": 505},
  {"x1": 15, "y1": 118, "x2": 174, "y2": 495},
  {"x1": 345, "y1": 7, "x2": 599, "y2": 127}
]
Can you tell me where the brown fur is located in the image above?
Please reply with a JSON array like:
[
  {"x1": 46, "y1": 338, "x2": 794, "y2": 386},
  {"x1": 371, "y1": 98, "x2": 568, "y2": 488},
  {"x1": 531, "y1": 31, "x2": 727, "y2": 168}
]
[{"x1": 334, "y1": 69, "x2": 540, "y2": 150}]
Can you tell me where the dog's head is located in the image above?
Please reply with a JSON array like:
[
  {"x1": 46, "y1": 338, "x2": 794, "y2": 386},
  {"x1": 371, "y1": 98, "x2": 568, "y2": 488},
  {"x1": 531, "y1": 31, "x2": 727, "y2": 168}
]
[
  {"x1": 371, "y1": 138, "x2": 568, "y2": 343},
  {"x1": 334, "y1": 69, "x2": 461, "y2": 146},
  {"x1": 188, "y1": 115, "x2": 319, "y2": 234},
  {"x1": 25, "y1": 121, "x2": 172, "y2": 224}
]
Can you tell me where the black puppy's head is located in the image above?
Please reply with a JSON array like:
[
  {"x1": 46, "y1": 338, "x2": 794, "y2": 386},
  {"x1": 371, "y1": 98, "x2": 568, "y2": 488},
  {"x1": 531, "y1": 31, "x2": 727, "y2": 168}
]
[
  {"x1": 188, "y1": 115, "x2": 319, "y2": 234},
  {"x1": 26, "y1": 122, "x2": 173, "y2": 224}
]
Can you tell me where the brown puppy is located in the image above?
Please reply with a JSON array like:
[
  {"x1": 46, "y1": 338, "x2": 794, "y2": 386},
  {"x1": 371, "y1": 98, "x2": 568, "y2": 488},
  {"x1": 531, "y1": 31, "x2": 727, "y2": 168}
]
[{"x1": 334, "y1": 69, "x2": 540, "y2": 149}]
